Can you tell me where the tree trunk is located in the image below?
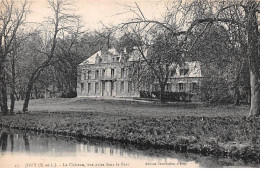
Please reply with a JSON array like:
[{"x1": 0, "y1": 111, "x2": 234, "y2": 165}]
[
  {"x1": 23, "y1": 65, "x2": 45, "y2": 113},
  {"x1": 23, "y1": 80, "x2": 34, "y2": 113},
  {"x1": 14, "y1": 91, "x2": 19, "y2": 101},
  {"x1": 234, "y1": 86, "x2": 240, "y2": 106},
  {"x1": 246, "y1": 1, "x2": 260, "y2": 117},
  {"x1": 0, "y1": 86, "x2": 8, "y2": 116},
  {"x1": 10, "y1": 92, "x2": 15, "y2": 115},
  {"x1": 247, "y1": 90, "x2": 251, "y2": 104},
  {"x1": 159, "y1": 83, "x2": 166, "y2": 102},
  {"x1": 0, "y1": 67, "x2": 8, "y2": 116},
  {"x1": 10, "y1": 56, "x2": 16, "y2": 115},
  {"x1": 248, "y1": 70, "x2": 260, "y2": 117},
  {"x1": 34, "y1": 85, "x2": 38, "y2": 99}
]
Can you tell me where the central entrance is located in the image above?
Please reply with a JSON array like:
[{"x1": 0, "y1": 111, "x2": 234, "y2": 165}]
[{"x1": 101, "y1": 80, "x2": 116, "y2": 97}]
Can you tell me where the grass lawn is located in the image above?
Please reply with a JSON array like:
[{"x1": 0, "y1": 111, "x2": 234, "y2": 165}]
[{"x1": 13, "y1": 97, "x2": 250, "y2": 117}]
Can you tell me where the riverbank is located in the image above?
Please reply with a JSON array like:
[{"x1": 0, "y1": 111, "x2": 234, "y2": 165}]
[
  {"x1": 0, "y1": 113, "x2": 260, "y2": 163},
  {"x1": 1, "y1": 98, "x2": 259, "y2": 164}
]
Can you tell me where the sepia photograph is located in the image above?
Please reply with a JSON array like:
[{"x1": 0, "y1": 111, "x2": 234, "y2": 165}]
[{"x1": 0, "y1": 0, "x2": 260, "y2": 168}]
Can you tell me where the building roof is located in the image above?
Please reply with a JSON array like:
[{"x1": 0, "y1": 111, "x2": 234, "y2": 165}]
[
  {"x1": 79, "y1": 48, "x2": 147, "y2": 65},
  {"x1": 79, "y1": 50, "x2": 101, "y2": 65},
  {"x1": 79, "y1": 49, "x2": 202, "y2": 77}
]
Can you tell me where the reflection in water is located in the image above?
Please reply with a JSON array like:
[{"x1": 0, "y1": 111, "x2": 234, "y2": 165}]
[
  {"x1": 110, "y1": 147, "x2": 113, "y2": 156},
  {"x1": 0, "y1": 132, "x2": 8, "y2": 153},
  {"x1": 23, "y1": 135, "x2": 30, "y2": 152},
  {"x1": 10, "y1": 134, "x2": 14, "y2": 152},
  {"x1": 94, "y1": 146, "x2": 98, "y2": 153},
  {"x1": 0, "y1": 129, "x2": 259, "y2": 168}
]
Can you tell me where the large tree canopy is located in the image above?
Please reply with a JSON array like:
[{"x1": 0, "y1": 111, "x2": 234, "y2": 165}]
[{"x1": 118, "y1": 0, "x2": 260, "y2": 117}]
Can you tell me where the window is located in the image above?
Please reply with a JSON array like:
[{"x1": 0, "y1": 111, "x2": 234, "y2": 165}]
[
  {"x1": 179, "y1": 83, "x2": 186, "y2": 92},
  {"x1": 95, "y1": 70, "x2": 99, "y2": 79},
  {"x1": 166, "y1": 83, "x2": 171, "y2": 92},
  {"x1": 175, "y1": 84, "x2": 178, "y2": 92},
  {"x1": 111, "y1": 69, "x2": 115, "y2": 78},
  {"x1": 128, "y1": 82, "x2": 132, "y2": 93},
  {"x1": 83, "y1": 71, "x2": 87, "y2": 80},
  {"x1": 103, "y1": 56, "x2": 107, "y2": 62},
  {"x1": 190, "y1": 82, "x2": 198, "y2": 93},
  {"x1": 128, "y1": 68, "x2": 132, "y2": 76},
  {"x1": 111, "y1": 82, "x2": 114, "y2": 91},
  {"x1": 121, "y1": 68, "x2": 125, "y2": 78},
  {"x1": 102, "y1": 69, "x2": 106, "y2": 79},
  {"x1": 95, "y1": 82, "x2": 99, "y2": 93},
  {"x1": 120, "y1": 81, "x2": 124, "y2": 92},
  {"x1": 88, "y1": 70, "x2": 92, "y2": 79},
  {"x1": 180, "y1": 68, "x2": 189, "y2": 76},
  {"x1": 81, "y1": 83, "x2": 84, "y2": 93},
  {"x1": 88, "y1": 83, "x2": 91, "y2": 93}
]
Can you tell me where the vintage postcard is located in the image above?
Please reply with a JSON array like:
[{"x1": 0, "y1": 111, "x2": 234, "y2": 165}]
[{"x1": 0, "y1": 0, "x2": 260, "y2": 168}]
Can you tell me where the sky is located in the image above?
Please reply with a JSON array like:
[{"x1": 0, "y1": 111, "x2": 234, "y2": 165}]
[{"x1": 26, "y1": 0, "x2": 169, "y2": 31}]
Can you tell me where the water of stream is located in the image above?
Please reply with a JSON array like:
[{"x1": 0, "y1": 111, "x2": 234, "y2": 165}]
[{"x1": 0, "y1": 128, "x2": 258, "y2": 168}]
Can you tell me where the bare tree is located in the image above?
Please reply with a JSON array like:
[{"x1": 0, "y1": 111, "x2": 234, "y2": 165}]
[
  {"x1": 5, "y1": 32, "x2": 30, "y2": 114},
  {"x1": 22, "y1": 0, "x2": 81, "y2": 112},
  {"x1": 8, "y1": 37, "x2": 21, "y2": 114},
  {"x1": 0, "y1": 0, "x2": 29, "y2": 115},
  {"x1": 50, "y1": 21, "x2": 85, "y2": 95}
]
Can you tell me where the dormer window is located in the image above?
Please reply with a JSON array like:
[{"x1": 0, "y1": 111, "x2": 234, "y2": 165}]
[
  {"x1": 103, "y1": 55, "x2": 107, "y2": 62},
  {"x1": 170, "y1": 69, "x2": 176, "y2": 77},
  {"x1": 95, "y1": 54, "x2": 99, "y2": 64},
  {"x1": 180, "y1": 68, "x2": 189, "y2": 76},
  {"x1": 179, "y1": 63, "x2": 189, "y2": 76}
]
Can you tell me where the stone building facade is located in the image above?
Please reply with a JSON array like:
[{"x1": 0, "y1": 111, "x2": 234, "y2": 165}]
[{"x1": 77, "y1": 48, "x2": 203, "y2": 99}]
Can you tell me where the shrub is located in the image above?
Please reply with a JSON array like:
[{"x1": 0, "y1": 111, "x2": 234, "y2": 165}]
[
  {"x1": 200, "y1": 77, "x2": 234, "y2": 105},
  {"x1": 140, "y1": 91, "x2": 192, "y2": 101},
  {"x1": 61, "y1": 91, "x2": 77, "y2": 98}
]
